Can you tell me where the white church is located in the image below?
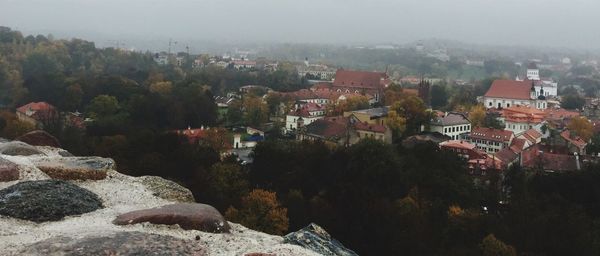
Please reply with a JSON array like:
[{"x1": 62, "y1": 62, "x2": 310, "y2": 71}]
[
  {"x1": 516, "y1": 62, "x2": 558, "y2": 97},
  {"x1": 482, "y1": 79, "x2": 548, "y2": 110}
]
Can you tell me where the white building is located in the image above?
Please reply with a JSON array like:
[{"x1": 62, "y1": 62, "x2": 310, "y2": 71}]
[
  {"x1": 482, "y1": 80, "x2": 548, "y2": 110},
  {"x1": 428, "y1": 112, "x2": 472, "y2": 140},
  {"x1": 285, "y1": 103, "x2": 325, "y2": 133},
  {"x1": 469, "y1": 127, "x2": 514, "y2": 154}
]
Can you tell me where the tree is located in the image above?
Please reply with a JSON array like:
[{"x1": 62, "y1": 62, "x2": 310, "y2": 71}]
[
  {"x1": 389, "y1": 95, "x2": 431, "y2": 136},
  {"x1": 86, "y1": 95, "x2": 120, "y2": 119},
  {"x1": 430, "y1": 84, "x2": 448, "y2": 109},
  {"x1": 468, "y1": 105, "x2": 486, "y2": 128},
  {"x1": 243, "y1": 96, "x2": 269, "y2": 127},
  {"x1": 329, "y1": 95, "x2": 370, "y2": 115},
  {"x1": 149, "y1": 81, "x2": 173, "y2": 95},
  {"x1": 480, "y1": 234, "x2": 517, "y2": 256},
  {"x1": 568, "y1": 116, "x2": 593, "y2": 141},
  {"x1": 561, "y1": 94, "x2": 585, "y2": 110},
  {"x1": 205, "y1": 163, "x2": 250, "y2": 210},
  {"x1": 385, "y1": 110, "x2": 407, "y2": 139},
  {"x1": 225, "y1": 189, "x2": 289, "y2": 235}
]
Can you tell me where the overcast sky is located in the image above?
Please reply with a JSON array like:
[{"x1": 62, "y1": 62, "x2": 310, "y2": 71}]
[{"x1": 1, "y1": 0, "x2": 598, "y2": 49}]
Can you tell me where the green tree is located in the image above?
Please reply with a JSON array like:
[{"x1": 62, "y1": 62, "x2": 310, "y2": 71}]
[{"x1": 430, "y1": 84, "x2": 448, "y2": 109}]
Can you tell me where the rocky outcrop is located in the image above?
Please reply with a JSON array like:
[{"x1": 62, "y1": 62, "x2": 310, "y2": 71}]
[
  {"x1": 0, "y1": 157, "x2": 19, "y2": 182},
  {"x1": 32, "y1": 156, "x2": 114, "y2": 180},
  {"x1": 0, "y1": 139, "x2": 338, "y2": 255},
  {"x1": 18, "y1": 231, "x2": 207, "y2": 256},
  {"x1": 139, "y1": 175, "x2": 195, "y2": 203},
  {"x1": 114, "y1": 203, "x2": 230, "y2": 233},
  {"x1": 16, "y1": 130, "x2": 61, "y2": 148},
  {"x1": 0, "y1": 180, "x2": 103, "y2": 222},
  {"x1": 284, "y1": 223, "x2": 358, "y2": 256},
  {"x1": 0, "y1": 141, "x2": 44, "y2": 156}
]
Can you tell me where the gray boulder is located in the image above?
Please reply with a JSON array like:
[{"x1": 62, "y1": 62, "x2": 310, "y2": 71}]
[
  {"x1": 18, "y1": 231, "x2": 207, "y2": 256},
  {"x1": 284, "y1": 223, "x2": 358, "y2": 256},
  {"x1": 0, "y1": 180, "x2": 103, "y2": 222},
  {"x1": 139, "y1": 175, "x2": 195, "y2": 203},
  {"x1": 0, "y1": 157, "x2": 19, "y2": 182},
  {"x1": 0, "y1": 141, "x2": 44, "y2": 156}
]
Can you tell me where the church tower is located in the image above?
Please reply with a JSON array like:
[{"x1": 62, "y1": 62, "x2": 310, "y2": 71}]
[{"x1": 527, "y1": 62, "x2": 540, "y2": 81}]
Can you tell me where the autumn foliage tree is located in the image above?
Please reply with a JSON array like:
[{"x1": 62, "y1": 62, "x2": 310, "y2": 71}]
[
  {"x1": 480, "y1": 234, "x2": 517, "y2": 256},
  {"x1": 225, "y1": 189, "x2": 289, "y2": 235},
  {"x1": 568, "y1": 116, "x2": 594, "y2": 141}
]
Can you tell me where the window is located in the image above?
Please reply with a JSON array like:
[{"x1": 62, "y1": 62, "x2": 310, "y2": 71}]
[{"x1": 489, "y1": 102, "x2": 492, "y2": 107}]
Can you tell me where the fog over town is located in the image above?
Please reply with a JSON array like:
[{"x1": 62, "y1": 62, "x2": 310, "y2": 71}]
[{"x1": 1, "y1": 0, "x2": 600, "y2": 51}]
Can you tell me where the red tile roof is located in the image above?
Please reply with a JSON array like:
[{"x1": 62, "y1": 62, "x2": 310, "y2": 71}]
[
  {"x1": 471, "y1": 127, "x2": 514, "y2": 143},
  {"x1": 333, "y1": 70, "x2": 388, "y2": 89},
  {"x1": 510, "y1": 138, "x2": 527, "y2": 153},
  {"x1": 354, "y1": 122, "x2": 386, "y2": 133},
  {"x1": 305, "y1": 117, "x2": 350, "y2": 139},
  {"x1": 484, "y1": 80, "x2": 534, "y2": 100},
  {"x1": 16, "y1": 102, "x2": 58, "y2": 121},
  {"x1": 440, "y1": 140, "x2": 476, "y2": 150},
  {"x1": 520, "y1": 129, "x2": 542, "y2": 144},
  {"x1": 560, "y1": 130, "x2": 587, "y2": 149}
]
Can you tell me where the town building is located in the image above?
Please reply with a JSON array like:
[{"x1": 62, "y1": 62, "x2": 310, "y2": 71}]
[
  {"x1": 297, "y1": 116, "x2": 359, "y2": 147},
  {"x1": 331, "y1": 69, "x2": 391, "y2": 103},
  {"x1": 232, "y1": 60, "x2": 256, "y2": 70},
  {"x1": 501, "y1": 106, "x2": 545, "y2": 135},
  {"x1": 482, "y1": 80, "x2": 548, "y2": 110},
  {"x1": 518, "y1": 62, "x2": 558, "y2": 97},
  {"x1": 285, "y1": 102, "x2": 325, "y2": 133},
  {"x1": 440, "y1": 140, "x2": 487, "y2": 160},
  {"x1": 354, "y1": 121, "x2": 392, "y2": 143},
  {"x1": 344, "y1": 107, "x2": 389, "y2": 126},
  {"x1": 428, "y1": 112, "x2": 471, "y2": 140},
  {"x1": 469, "y1": 127, "x2": 514, "y2": 154},
  {"x1": 16, "y1": 102, "x2": 59, "y2": 129}
]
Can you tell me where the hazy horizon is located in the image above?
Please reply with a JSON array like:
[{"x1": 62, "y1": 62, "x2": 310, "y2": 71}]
[{"x1": 1, "y1": 0, "x2": 599, "y2": 52}]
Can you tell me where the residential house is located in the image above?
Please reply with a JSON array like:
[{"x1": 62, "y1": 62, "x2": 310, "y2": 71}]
[
  {"x1": 559, "y1": 130, "x2": 588, "y2": 155},
  {"x1": 285, "y1": 102, "x2": 325, "y2": 133},
  {"x1": 16, "y1": 102, "x2": 59, "y2": 128},
  {"x1": 331, "y1": 69, "x2": 391, "y2": 103},
  {"x1": 428, "y1": 112, "x2": 471, "y2": 140},
  {"x1": 232, "y1": 60, "x2": 256, "y2": 70},
  {"x1": 469, "y1": 127, "x2": 514, "y2": 154},
  {"x1": 297, "y1": 116, "x2": 359, "y2": 147},
  {"x1": 501, "y1": 106, "x2": 545, "y2": 135},
  {"x1": 354, "y1": 121, "x2": 392, "y2": 143},
  {"x1": 344, "y1": 107, "x2": 389, "y2": 126}
]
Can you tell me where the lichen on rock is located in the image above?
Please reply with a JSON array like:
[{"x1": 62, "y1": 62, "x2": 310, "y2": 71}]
[
  {"x1": 17, "y1": 231, "x2": 207, "y2": 256},
  {"x1": 139, "y1": 175, "x2": 196, "y2": 203},
  {"x1": 0, "y1": 180, "x2": 103, "y2": 222},
  {"x1": 32, "y1": 156, "x2": 115, "y2": 180}
]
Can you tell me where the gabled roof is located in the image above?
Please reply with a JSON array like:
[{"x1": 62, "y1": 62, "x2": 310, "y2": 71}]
[
  {"x1": 495, "y1": 148, "x2": 519, "y2": 164},
  {"x1": 484, "y1": 80, "x2": 534, "y2": 100},
  {"x1": 560, "y1": 130, "x2": 587, "y2": 149},
  {"x1": 440, "y1": 140, "x2": 476, "y2": 150},
  {"x1": 431, "y1": 112, "x2": 470, "y2": 126},
  {"x1": 305, "y1": 117, "x2": 349, "y2": 139},
  {"x1": 16, "y1": 102, "x2": 56, "y2": 116},
  {"x1": 333, "y1": 70, "x2": 388, "y2": 89},
  {"x1": 509, "y1": 138, "x2": 527, "y2": 153},
  {"x1": 470, "y1": 127, "x2": 514, "y2": 143},
  {"x1": 520, "y1": 129, "x2": 542, "y2": 144},
  {"x1": 354, "y1": 122, "x2": 386, "y2": 133}
]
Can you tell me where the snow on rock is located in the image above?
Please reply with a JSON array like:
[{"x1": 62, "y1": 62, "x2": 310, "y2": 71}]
[{"x1": 0, "y1": 139, "x2": 323, "y2": 256}]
